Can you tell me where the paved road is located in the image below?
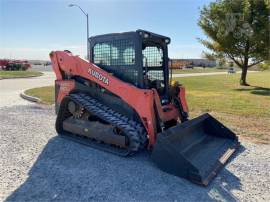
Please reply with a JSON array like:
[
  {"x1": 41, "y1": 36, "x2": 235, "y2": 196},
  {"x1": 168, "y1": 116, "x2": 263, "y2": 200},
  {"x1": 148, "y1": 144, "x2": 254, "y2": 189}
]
[
  {"x1": 0, "y1": 72, "x2": 55, "y2": 107},
  {"x1": 172, "y1": 70, "x2": 258, "y2": 78},
  {"x1": 31, "y1": 64, "x2": 52, "y2": 72}
]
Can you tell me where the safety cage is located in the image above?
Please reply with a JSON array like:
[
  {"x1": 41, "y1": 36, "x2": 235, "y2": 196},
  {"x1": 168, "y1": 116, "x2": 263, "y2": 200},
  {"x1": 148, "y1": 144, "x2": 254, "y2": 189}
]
[{"x1": 89, "y1": 30, "x2": 170, "y2": 93}]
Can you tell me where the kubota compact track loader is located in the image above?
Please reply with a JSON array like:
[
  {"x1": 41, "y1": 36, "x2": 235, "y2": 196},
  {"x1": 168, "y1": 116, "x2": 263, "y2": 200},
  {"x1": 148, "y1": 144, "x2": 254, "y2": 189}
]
[{"x1": 50, "y1": 30, "x2": 239, "y2": 186}]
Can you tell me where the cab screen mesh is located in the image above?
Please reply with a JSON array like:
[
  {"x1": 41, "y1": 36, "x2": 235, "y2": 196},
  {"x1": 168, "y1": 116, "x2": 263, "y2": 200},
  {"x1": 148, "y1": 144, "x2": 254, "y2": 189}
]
[{"x1": 93, "y1": 39, "x2": 139, "y2": 86}]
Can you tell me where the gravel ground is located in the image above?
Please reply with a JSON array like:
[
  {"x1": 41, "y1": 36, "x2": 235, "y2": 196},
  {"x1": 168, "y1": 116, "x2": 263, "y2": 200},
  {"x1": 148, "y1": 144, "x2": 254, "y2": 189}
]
[{"x1": 1, "y1": 104, "x2": 269, "y2": 202}]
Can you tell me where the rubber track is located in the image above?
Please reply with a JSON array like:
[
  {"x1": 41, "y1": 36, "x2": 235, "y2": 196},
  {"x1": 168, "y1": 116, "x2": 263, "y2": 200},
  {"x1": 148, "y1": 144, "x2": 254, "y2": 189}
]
[{"x1": 56, "y1": 93, "x2": 147, "y2": 156}]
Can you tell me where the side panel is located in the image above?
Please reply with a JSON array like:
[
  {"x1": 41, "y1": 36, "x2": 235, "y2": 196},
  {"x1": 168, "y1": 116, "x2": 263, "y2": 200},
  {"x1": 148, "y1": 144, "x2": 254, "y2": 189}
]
[{"x1": 55, "y1": 80, "x2": 75, "y2": 113}]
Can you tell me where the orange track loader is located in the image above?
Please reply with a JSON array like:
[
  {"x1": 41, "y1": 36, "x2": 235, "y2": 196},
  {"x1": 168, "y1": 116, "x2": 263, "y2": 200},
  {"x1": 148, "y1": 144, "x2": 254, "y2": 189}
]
[{"x1": 50, "y1": 30, "x2": 239, "y2": 186}]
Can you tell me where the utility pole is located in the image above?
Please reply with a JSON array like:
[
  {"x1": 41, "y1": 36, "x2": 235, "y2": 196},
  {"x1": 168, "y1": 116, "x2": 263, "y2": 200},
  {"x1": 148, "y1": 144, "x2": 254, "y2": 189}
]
[{"x1": 69, "y1": 4, "x2": 90, "y2": 60}]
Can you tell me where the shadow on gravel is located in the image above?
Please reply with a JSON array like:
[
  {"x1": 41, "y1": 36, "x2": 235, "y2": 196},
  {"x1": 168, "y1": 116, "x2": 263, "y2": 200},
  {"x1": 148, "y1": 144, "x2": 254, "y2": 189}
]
[{"x1": 6, "y1": 136, "x2": 244, "y2": 202}]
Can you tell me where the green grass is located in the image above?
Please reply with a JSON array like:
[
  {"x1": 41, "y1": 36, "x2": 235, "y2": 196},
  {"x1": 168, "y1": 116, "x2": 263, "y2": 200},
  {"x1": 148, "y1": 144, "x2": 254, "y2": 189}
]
[
  {"x1": 0, "y1": 70, "x2": 43, "y2": 79},
  {"x1": 25, "y1": 86, "x2": 55, "y2": 105},
  {"x1": 24, "y1": 71, "x2": 270, "y2": 143},
  {"x1": 176, "y1": 72, "x2": 270, "y2": 143},
  {"x1": 176, "y1": 72, "x2": 270, "y2": 117}
]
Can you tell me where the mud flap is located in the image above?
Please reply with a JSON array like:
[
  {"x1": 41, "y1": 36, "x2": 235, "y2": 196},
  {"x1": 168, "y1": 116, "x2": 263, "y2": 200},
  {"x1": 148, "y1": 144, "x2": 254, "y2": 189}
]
[{"x1": 151, "y1": 113, "x2": 239, "y2": 186}]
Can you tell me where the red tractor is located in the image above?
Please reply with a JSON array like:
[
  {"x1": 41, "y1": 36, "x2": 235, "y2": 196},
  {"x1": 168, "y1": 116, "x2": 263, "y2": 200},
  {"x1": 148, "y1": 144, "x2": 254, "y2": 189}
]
[
  {"x1": 0, "y1": 59, "x2": 31, "y2": 71},
  {"x1": 50, "y1": 30, "x2": 239, "y2": 186}
]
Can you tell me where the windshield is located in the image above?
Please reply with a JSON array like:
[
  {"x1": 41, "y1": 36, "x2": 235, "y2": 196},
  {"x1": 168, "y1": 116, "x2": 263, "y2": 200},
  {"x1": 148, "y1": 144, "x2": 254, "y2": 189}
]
[{"x1": 142, "y1": 45, "x2": 165, "y2": 94}]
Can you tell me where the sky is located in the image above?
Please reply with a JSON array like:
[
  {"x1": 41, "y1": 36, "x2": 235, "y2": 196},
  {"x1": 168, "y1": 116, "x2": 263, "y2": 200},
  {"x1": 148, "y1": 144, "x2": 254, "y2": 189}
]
[{"x1": 0, "y1": 0, "x2": 213, "y2": 60}]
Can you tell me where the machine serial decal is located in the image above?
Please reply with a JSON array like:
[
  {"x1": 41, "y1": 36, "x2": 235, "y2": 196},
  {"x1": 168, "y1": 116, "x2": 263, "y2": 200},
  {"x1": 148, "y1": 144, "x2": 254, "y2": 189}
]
[{"x1": 88, "y1": 68, "x2": 109, "y2": 85}]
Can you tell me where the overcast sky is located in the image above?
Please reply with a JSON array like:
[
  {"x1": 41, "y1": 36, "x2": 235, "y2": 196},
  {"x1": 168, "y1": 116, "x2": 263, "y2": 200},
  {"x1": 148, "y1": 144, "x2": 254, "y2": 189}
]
[{"x1": 0, "y1": 0, "x2": 213, "y2": 60}]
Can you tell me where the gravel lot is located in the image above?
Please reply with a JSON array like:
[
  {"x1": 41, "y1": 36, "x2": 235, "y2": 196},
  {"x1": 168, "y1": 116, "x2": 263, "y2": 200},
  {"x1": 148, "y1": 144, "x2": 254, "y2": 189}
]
[{"x1": 1, "y1": 104, "x2": 270, "y2": 201}]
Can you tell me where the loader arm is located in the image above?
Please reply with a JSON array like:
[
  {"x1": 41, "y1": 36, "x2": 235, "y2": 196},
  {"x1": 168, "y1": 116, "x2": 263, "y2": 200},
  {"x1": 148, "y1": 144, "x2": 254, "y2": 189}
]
[{"x1": 50, "y1": 51, "x2": 179, "y2": 146}]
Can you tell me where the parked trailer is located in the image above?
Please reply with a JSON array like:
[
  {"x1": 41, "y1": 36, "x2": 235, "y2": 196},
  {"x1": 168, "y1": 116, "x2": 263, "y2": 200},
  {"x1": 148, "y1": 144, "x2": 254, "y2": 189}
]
[{"x1": 169, "y1": 59, "x2": 191, "y2": 69}]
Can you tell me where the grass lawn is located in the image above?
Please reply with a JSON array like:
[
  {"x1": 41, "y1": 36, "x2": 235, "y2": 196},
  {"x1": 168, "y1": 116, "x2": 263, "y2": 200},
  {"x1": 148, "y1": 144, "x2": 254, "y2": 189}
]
[
  {"x1": 176, "y1": 71, "x2": 270, "y2": 143},
  {"x1": 25, "y1": 71, "x2": 270, "y2": 143},
  {"x1": 0, "y1": 70, "x2": 43, "y2": 79},
  {"x1": 25, "y1": 86, "x2": 55, "y2": 105}
]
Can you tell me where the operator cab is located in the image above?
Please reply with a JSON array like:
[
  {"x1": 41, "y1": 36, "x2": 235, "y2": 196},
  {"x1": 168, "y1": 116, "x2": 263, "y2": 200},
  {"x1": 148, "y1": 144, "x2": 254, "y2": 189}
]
[{"x1": 89, "y1": 30, "x2": 170, "y2": 103}]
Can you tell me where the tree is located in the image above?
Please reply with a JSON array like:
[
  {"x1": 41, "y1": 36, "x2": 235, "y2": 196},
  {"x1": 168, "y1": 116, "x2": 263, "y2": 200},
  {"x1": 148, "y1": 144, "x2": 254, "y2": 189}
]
[{"x1": 198, "y1": 0, "x2": 269, "y2": 85}]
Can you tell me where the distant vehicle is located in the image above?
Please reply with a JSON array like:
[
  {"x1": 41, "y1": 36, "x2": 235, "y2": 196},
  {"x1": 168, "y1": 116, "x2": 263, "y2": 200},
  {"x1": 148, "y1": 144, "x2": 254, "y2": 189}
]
[
  {"x1": 44, "y1": 61, "x2": 52, "y2": 66},
  {"x1": 0, "y1": 59, "x2": 31, "y2": 71},
  {"x1": 185, "y1": 64, "x2": 194, "y2": 69},
  {"x1": 228, "y1": 67, "x2": 236, "y2": 74}
]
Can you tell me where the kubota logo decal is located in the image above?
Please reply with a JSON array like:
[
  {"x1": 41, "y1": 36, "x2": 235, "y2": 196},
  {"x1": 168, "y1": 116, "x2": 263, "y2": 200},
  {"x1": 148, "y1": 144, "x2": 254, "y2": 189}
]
[{"x1": 88, "y1": 68, "x2": 109, "y2": 85}]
